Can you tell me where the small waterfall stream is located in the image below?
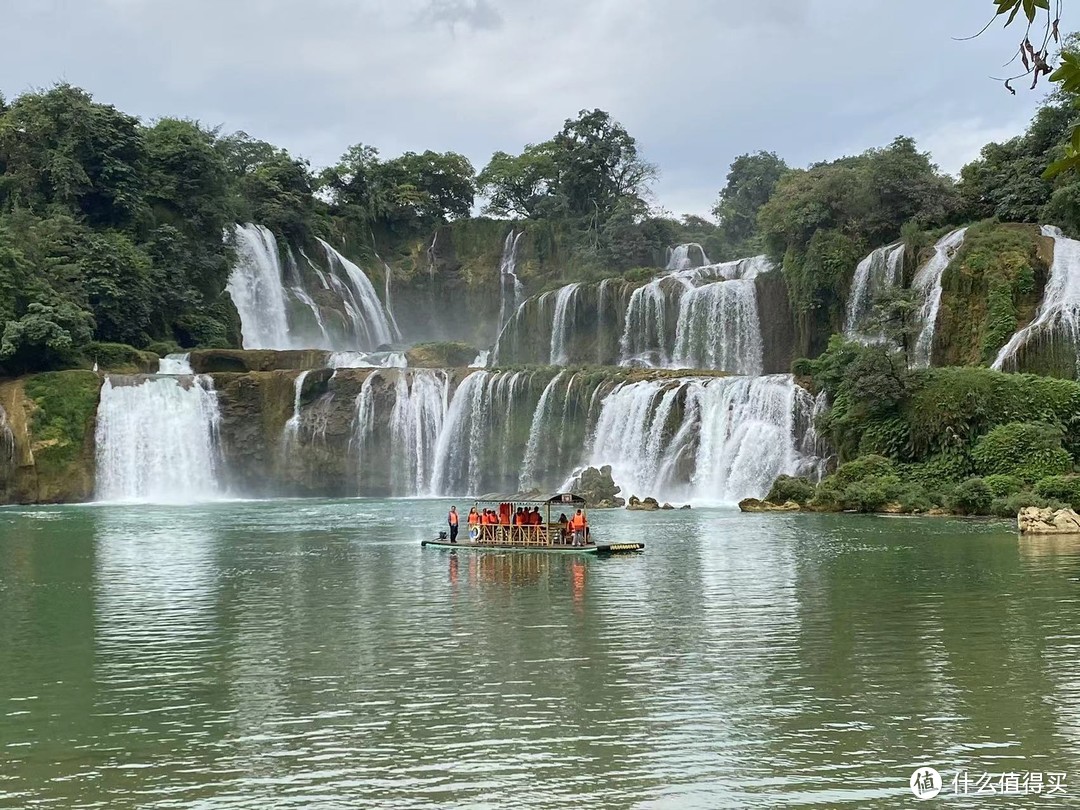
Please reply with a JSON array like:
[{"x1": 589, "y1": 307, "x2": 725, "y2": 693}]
[
  {"x1": 844, "y1": 243, "x2": 905, "y2": 343},
  {"x1": 389, "y1": 370, "x2": 450, "y2": 496},
  {"x1": 95, "y1": 375, "x2": 223, "y2": 502},
  {"x1": 227, "y1": 224, "x2": 396, "y2": 352},
  {"x1": 993, "y1": 225, "x2": 1080, "y2": 372},
  {"x1": 911, "y1": 228, "x2": 967, "y2": 368}
]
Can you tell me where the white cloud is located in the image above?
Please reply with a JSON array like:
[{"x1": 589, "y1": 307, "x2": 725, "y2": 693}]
[{"x1": 0, "y1": 0, "x2": 1051, "y2": 217}]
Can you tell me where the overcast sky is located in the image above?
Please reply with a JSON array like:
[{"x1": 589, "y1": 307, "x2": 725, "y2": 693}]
[{"x1": 1, "y1": 0, "x2": 1051, "y2": 217}]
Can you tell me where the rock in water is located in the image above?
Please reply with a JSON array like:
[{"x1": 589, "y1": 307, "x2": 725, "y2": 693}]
[
  {"x1": 739, "y1": 498, "x2": 801, "y2": 513},
  {"x1": 570, "y1": 465, "x2": 625, "y2": 508},
  {"x1": 1018, "y1": 506, "x2": 1080, "y2": 534},
  {"x1": 627, "y1": 496, "x2": 660, "y2": 512}
]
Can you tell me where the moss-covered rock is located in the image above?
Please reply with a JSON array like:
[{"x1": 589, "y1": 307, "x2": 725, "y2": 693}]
[
  {"x1": 405, "y1": 342, "x2": 478, "y2": 369},
  {"x1": 85, "y1": 342, "x2": 159, "y2": 374},
  {"x1": 0, "y1": 371, "x2": 102, "y2": 503},
  {"x1": 190, "y1": 349, "x2": 331, "y2": 374}
]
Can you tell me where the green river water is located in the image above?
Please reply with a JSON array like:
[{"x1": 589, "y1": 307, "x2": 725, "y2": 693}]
[{"x1": 1, "y1": 501, "x2": 1079, "y2": 809}]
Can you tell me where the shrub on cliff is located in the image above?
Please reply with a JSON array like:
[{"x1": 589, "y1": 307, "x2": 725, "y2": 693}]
[
  {"x1": 971, "y1": 422, "x2": 1072, "y2": 483},
  {"x1": 765, "y1": 475, "x2": 815, "y2": 505},
  {"x1": 949, "y1": 477, "x2": 993, "y2": 516},
  {"x1": 983, "y1": 474, "x2": 1025, "y2": 498},
  {"x1": 1034, "y1": 475, "x2": 1080, "y2": 510},
  {"x1": 990, "y1": 491, "x2": 1070, "y2": 519}
]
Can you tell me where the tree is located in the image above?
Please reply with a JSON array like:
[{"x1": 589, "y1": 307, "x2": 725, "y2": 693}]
[
  {"x1": 476, "y1": 143, "x2": 558, "y2": 218},
  {"x1": 712, "y1": 151, "x2": 789, "y2": 250},
  {"x1": 0, "y1": 300, "x2": 94, "y2": 373},
  {"x1": 551, "y1": 109, "x2": 655, "y2": 221},
  {"x1": 0, "y1": 84, "x2": 145, "y2": 229}
]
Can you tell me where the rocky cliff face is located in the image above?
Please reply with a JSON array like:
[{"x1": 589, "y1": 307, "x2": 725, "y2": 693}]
[{"x1": 0, "y1": 371, "x2": 101, "y2": 504}]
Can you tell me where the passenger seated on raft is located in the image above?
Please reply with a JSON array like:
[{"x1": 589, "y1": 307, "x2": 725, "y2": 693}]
[{"x1": 558, "y1": 513, "x2": 570, "y2": 543}]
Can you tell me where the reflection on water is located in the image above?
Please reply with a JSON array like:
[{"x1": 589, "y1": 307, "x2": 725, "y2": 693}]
[{"x1": 2, "y1": 503, "x2": 1080, "y2": 808}]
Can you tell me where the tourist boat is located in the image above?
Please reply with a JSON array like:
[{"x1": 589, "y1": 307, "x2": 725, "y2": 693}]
[{"x1": 423, "y1": 493, "x2": 645, "y2": 555}]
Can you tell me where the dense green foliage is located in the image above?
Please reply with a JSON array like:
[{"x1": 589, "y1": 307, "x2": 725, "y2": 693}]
[
  {"x1": 22, "y1": 370, "x2": 100, "y2": 477},
  {"x1": 783, "y1": 338, "x2": 1080, "y2": 514}
]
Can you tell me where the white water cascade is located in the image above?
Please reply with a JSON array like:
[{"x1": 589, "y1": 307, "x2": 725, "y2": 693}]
[
  {"x1": 282, "y1": 370, "x2": 311, "y2": 448},
  {"x1": 519, "y1": 371, "x2": 569, "y2": 491},
  {"x1": 549, "y1": 283, "x2": 581, "y2": 365},
  {"x1": 328, "y1": 351, "x2": 407, "y2": 369},
  {"x1": 228, "y1": 224, "x2": 294, "y2": 350},
  {"x1": 389, "y1": 371, "x2": 450, "y2": 496},
  {"x1": 158, "y1": 353, "x2": 194, "y2": 375},
  {"x1": 431, "y1": 371, "x2": 533, "y2": 496},
  {"x1": 666, "y1": 243, "x2": 712, "y2": 271},
  {"x1": 911, "y1": 228, "x2": 968, "y2": 368},
  {"x1": 498, "y1": 230, "x2": 526, "y2": 327},
  {"x1": 95, "y1": 376, "x2": 223, "y2": 502},
  {"x1": 227, "y1": 224, "x2": 396, "y2": 352},
  {"x1": 583, "y1": 375, "x2": 823, "y2": 505},
  {"x1": 992, "y1": 225, "x2": 1080, "y2": 372},
  {"x1": 620, "y1": 255, "x2": 770, "y2": 372},
  {"x1": 844, "y1": 243, "x2": 905, "y2": 342}
]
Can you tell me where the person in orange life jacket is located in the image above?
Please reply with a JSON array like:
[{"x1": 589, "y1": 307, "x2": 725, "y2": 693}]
[
  {"x1": 448, "y1": 506, "x2": 459, "y2": 543},
  {"x1": 468, "y1": 506, "x2": 480, "y2": 527},
  {"x1": 571, "y1": 509, "x2": 588, "y2": 546},
  {"x1": 514, "y1": 507, "x2": 525, "y2": 526},
  {"x1": 530, "y1": 506, "x2": 542, "y2": 525}
]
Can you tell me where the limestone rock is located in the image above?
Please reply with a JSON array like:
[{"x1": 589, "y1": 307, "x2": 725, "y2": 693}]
[
  {"x1": 570, "y1": 465, "x2": 625, "y2": 508},
  {"x1": 1019, "y1": 506, "x2": 1080, "y2": 534},
  {"x1": 739, "y1": 498, "x2": 801, "y2": 513},
  {"x1": 626, "y1": 496, "x2": 660, "y2": 512},
  {"x1": 661, "y1": 503, "x2": 674, "y2": 510}
]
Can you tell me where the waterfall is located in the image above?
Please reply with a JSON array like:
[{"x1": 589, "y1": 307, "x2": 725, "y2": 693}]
[
  {"x1": 0, "y1": 404, "x2": 15, "y2": 469},
  {"x1": 94, "y1": 376, "x2": 222, "y2": 502},
  {"x1": 498, "y1": 230, "x2": 526, "y2": 327},
  {"x1": 226, "y1": 224, "x2": 396, "y2": 352},
  {"x1": 431, "y1": 371, "x2": 533, "y2": 496},
  {"x1": 582, "y1": 375, "x2": 822, "y2": 505},
  {"x1": 389, "y1": 371, "x2": 450, "y2": 496},
  {"x1": 470, "y1": 350, "x2": 491, "y2": 368},
  {"x1": 620, "y1": 255, "x2": 771, "y2": 371},
  {"x1": 993, "y1": 225, "x2": 1080, "y2": 372},
  {"x1": 844, "y1": 243, "x2": 905, "y2": 342},
  {"x1": 228, "y1": 224, "x2": 293, "y2": 350},
  {"x1": 911, "y1": 228, "x2": 967, "y2": 368},
  {"x1": 519, "y1": 371, "x2": 569, "y2": 491},
  {"x1": 549, "y1": 283, "x2": 581, "y2": 365},
  {"x1": 316, "y1": 239, "x2": 396, "y2": 347},
  {"x1": 158, "y1": 353, "x2": 193, "y2": 375},
  {"x1": 328, "y1": 351, "x2": 407, "y2": 369},
  {"x1": 672, "y1": 279, "x2": 763, "y2": 374},
  {"x1": 667, "y1": 243, "x2": 711, "y2": 271},
  {"x1": 282, "y1": 370, "x2": 311, "y2": 447}
]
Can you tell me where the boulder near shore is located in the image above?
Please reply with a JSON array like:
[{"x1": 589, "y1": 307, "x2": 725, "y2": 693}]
[{"x1": 1018, "y1": 506, "x2": 1080, "y2": 534}]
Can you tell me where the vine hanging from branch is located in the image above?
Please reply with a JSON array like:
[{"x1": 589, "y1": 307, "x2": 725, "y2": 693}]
[{"x1": 963, "y1": 0, "x2": 1078, "y2": 176}]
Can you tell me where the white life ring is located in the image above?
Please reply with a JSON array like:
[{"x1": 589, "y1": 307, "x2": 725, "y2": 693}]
[{"x1": 469, "y1": 525, "x2": 480, "y2": 541}]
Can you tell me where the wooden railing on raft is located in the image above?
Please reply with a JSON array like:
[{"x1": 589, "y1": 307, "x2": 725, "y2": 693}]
[{"x1": 470, "y1": 524, "x2": 573, "y2": 546}]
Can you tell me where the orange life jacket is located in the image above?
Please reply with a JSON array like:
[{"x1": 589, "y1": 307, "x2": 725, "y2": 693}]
[
  {"x1": 571, "y1": 514, "x2": 587, "y2": 530},
  {"x1": 468, "y1": 512, "x2": 479, "y2": 526},
  {"x1": 449, "y1": 511, "x2": 458, "y2": 526}
]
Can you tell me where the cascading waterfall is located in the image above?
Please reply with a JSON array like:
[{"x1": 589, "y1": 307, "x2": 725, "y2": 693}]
[
  {"x1": 911, "y1": 228, "x2": 967, "y2": 368},
  {"x1": 226, "y1": 224, "x2": 396, "y2": 352},
  {"x1": 95, "y1": 375, "x2": 222, "y2": 502},
  {"x1": 667, "y1": 243, "x2": 711, "y2": 271},
  {"x1": 282, "y1": 370, "x2": 311, "y2": 447},
  {"x1": 0, "y1": 405, "x2": 15, "y2": 469},
  {"x1": 498, "y1": 230, "x2": 526, "y2": 327},
  {"x1": 229, "y1": 224, "x2": 293, "y2": 350},
  {"x1": 328, "y1": 351, "x2": 407, "y2": 369},
  {"x1": 389, "y1": 371, "x2": 450, "y2": 496},
  {"x1": 519, "y1": 371, "x2": 568, "y2": 491},
  {"x1": 992, "y1": 225, "x2": 1080, "y2": 372},
  {"x1": 549, "y1": 283, "x2": 581, "y2": 365},
  {"x1": 316, "y1": 239, "x2": 396, "y2": 348},
  {"x1": 620, "y1": 255, "x2": 771, "y2": 372},
  {"x1": 431, "y1": 371, "x2": 534, "y2": 496},
  {"x1": 582, "y1": 375, "x2": 823, "y2": 505},
  {"x1": 470, "y1": 350, "x2": 490, "y2": 368},
  {"x1": 158, "y1": 353, "x2": 193, "y2": 375},
  {"x1": 672, "y1": 278, "x2": 763, "y2": 374},
  {"x1": 844, "y1": 243, "x2": 905, "y2": 342}
]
